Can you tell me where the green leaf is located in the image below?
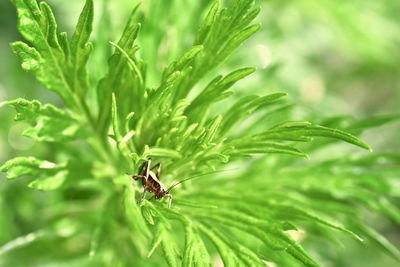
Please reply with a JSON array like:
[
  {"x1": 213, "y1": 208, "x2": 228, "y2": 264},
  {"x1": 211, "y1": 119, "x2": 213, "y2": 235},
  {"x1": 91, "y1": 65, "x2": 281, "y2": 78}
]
[
  {"x1": 227, "y1": 141, "x2": 308, "y2": 158},
  {"x1": 11, "y1": 0, "x2": 92, "y2": 108},
  {"x1": 349, "y1": 114, "x2": 400, "y2": 130},
  {"x1": 201, "y1": 211, "x2": 320, "y2": 267},
  {"x1": 142, "y1": 146, "x2": 182, "y2": 159},
  {"x1": 215, "y1": 23, "x2": 261, "y2": 63},
  {"x1": 28, "y1": 170, "x2": 67, "y2": 191},
  {"x1": 124, "y1": 184, "x2": 150, "y2": 237},
  {"x1": 96, "y1": 6, "x2": 142, "y2": 136},
  {"x1": 187, "y1": 67, "x2": 256, "y2": 116},
  {"x1": 111, "y1": 93, "x2": 123, "y2": 141},
  {"x1": 273, "y1": 205, "x2": 363, "y2": 242},
  {"x1": 0, "y1": 156, "x2": 60, "y2": 179},
  {"x1": 182, "y1": 225, "x2": 211, "y2": 267},
  {"x1": 199, "y1": 224, "x2": 264, "y2": 266},
  {"x1": 355, "y1": 223, "x2": 400, "y2": 261},
  {"x1": 220, "y1": 93, "x2": 287, "y2": 135},
  {"x1": 195, "y1": 0, "x2": 220, "y2": 44},
  {"x1": 305, "y1": 125, "x2": 372, "y2": 151},
  {"x1": 1, "y1": 98, "x2": 85, "y2": 142},
  {"x1": 70, "y1": 0, "x2": 94, "y2": 98},
  {"x1": 255, "y1": 123, "x2": 371, "y2": 151},
  {"x1": 198, "y1": 115, "x2": 223, "y2": 147},
  {"x1": 148, "y1": 219, "x2": 181, "y2": 267}
]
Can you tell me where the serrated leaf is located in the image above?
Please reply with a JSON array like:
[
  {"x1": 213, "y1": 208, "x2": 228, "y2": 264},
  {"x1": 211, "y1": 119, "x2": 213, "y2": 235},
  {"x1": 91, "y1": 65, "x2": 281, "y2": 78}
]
[
  {"x1": 109, "y1": 41, "x2": 143, "y2": 86},
  {"x1": 124, "y1": 184, "x2": 150, "y2": 237},
  {"x1": 0, "y1": 156, "x2": 60, "y2": 179},
  {"x1": 199, "y1": 224, "x2": 264, "y2": 266},
  {"x1": 201, "y1": 212, "x2": 320, "y2": 267},
  {"x1": 1, "y1": 98, "x2": 85, "y2": 141},
  {"x1": 12, "y1": 0, "x2": 93, "y2": 108},
  {"x1": 147, "y1": 225, "x2": 163, "y2": 258},
  {"x1": 141, "y1": 205, "x2": 156, "y2": 225},
  {"x1": 187, "y1": 68, "x2": 256, "y2": 116},
  {"x1": 28, "y1": 170, "x2": 67, "y2": 191},
  {"x1": 96, "y1": 4, "x2": 142, "y2": 137},
  {"x1": 182, "y1": 225, "x2": 211, "y2": 267}
]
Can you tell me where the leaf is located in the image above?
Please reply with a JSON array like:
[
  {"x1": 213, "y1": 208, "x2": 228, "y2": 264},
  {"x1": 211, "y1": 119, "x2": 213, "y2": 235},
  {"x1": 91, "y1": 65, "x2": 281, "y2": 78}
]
[
  {"x1": 195, "y1": 0, "x2": 220, "y2": 44},
  {"x1": 272, "y1": 205, "x2": 363, "y2": 242},
  {"x1": 124, "y1": 184, "x2": 150, "y2": 238},
  {"x1": 11, "y1": 0, "x2": 94, "y2": 109},
  {"x1": 215, "y1": 23, "x2": 261, "y2": 63},
  {"x1": 109, "y1": 41, "x2": 144, "y2": 86},
  {"x1": 177, "y1": 45, "x2": 204, "y2": 69},
  {"x1": 70, "y1": 0, "x2": 94, "y2": 98},
  {"x1": 96, "y1": 8, "x2": 141, "y2": 136},
  {"x1": 187, "y1": 67, "x2": 256, "y2": 115},
  {"x1": 255, "y1": 123, "x2": 372, "y2": 151},
  {"x1": 0, "y1": 156, "x2": 60, "y2": 179},
  {"x1": 355, "y1": 223, "x2": 400, "y2": 261},
  {"x1": 1, "y1": 98, "x2": 85, "y2": 142},
  {"x1": 141, "y1": 205, "x2": 156, "y2": 225},
  {"x1": 199, "y1": 223, "x2": 264, "y2": 266},
  {"x1": 148, "y1": 219, "x2": 181, "y2": 267},
  {"x1": 111, "y1": 93, "x2": 123, "y2": 141},
  {"x1": 182, "y1": 225, "x2": 211, "y2": 267},
  {"x1": 200, "y1": 211, "x2": 320, "y2": 267},
  {"x1": 220, "y1": 93, "x2": 287, "y2": 135},
  {"x1": 28, "y1": 170, "x2": 68, "y2": 191},
  {"x1": 142, "y1": 146, "x2": 182, "y2": 159},
  {"x1": 304, "y1": 125, "x2": 371, "y2": 151},
  {"x1": 349, "y1": 114, "x2": 400, "y2": 130},
  {"x1": 198, "y1": 115, "x2": 223, "y2": 147},
  {"x1": 147, "y1": 224, "x2": 163, "y2": 257},
  {"x1": 227, "y1": 141, "x2": 308, "y2": 158}
]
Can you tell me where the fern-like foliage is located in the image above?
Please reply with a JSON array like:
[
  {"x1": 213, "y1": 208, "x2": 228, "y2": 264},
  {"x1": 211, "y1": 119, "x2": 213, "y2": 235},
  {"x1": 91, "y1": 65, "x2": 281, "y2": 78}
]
[{"x1": 1, "y1": 0, "x2": 399, "y2": 266}]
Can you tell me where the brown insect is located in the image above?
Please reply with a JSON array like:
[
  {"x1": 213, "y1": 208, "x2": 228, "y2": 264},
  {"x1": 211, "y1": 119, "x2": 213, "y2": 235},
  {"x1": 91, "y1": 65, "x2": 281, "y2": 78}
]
[
  {"x1": 131, "y1": 158, "x2": 234, "y2": 208},
  {"x1": 132, "y1": 158, "x2": 173, "y2": 208}
]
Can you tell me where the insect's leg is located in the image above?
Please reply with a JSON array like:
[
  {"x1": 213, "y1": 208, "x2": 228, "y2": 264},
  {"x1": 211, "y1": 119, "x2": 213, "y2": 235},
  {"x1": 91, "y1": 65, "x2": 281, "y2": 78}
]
[
  {"x1": 137, "y1": 188, "x2": 147, "y2": 204},
  {"x1": 137, "y1": 160, "x2": 147, "y2": 175},
  {"x1": 145, "y1": 158, "x2": 151, "y2": 177},
  {"x1": 132, "y1": 175, "x2": 146, "y2": 181},
  {"x1": 155, "y1": 163, "x2": 161, "y2": 180},
  {"x1": 166, "y1": 194, "x2": 173, "y2": 208}
]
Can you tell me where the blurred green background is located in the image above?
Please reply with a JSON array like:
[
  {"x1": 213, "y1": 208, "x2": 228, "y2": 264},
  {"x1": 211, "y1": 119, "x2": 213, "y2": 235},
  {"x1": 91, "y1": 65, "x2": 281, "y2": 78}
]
[{"x1": 1, "y1": 0, "x2": 399, "y2": 266}]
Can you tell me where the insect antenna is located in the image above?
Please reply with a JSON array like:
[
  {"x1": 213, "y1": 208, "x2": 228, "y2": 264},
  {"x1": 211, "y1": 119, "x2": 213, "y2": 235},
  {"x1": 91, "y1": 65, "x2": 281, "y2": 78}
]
[{"x1": 166, "y1": 168, "x2": 237, "y2": 193}]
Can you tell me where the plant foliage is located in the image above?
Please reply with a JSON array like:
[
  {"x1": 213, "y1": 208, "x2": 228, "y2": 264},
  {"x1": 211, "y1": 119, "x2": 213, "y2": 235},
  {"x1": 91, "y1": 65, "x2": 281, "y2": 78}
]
[{"x1": 1, "y1": 0, "x2": 399, "y2": 266}]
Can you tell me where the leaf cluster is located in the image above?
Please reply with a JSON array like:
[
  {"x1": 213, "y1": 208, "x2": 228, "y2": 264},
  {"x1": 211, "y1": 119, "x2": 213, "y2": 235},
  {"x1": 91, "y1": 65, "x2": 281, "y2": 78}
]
[{"x1": 0, "y1": 0, "x2": 399, "y2": 266}]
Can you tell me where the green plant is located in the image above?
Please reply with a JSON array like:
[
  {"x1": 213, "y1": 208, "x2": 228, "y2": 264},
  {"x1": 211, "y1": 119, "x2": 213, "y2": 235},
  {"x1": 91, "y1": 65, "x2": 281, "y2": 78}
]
[{"x1": 1, "y1": 0, "x2": 399, "y2": 266}]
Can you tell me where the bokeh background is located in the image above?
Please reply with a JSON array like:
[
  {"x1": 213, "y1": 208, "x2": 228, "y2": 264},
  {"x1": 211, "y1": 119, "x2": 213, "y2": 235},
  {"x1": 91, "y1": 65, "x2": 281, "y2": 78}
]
[{"x1": 1, "y1": 0, "x2": 399, "y2": 266}]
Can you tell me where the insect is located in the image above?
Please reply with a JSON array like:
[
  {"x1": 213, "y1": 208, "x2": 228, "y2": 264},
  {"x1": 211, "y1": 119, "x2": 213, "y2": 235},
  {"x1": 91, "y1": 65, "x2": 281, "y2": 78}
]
[
  {"x1": 131, "y1": 158, "x2": 234, "y2": 208},
  {"x1": 131, "y1": 158, "x2": 173, "y2": 208}
]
